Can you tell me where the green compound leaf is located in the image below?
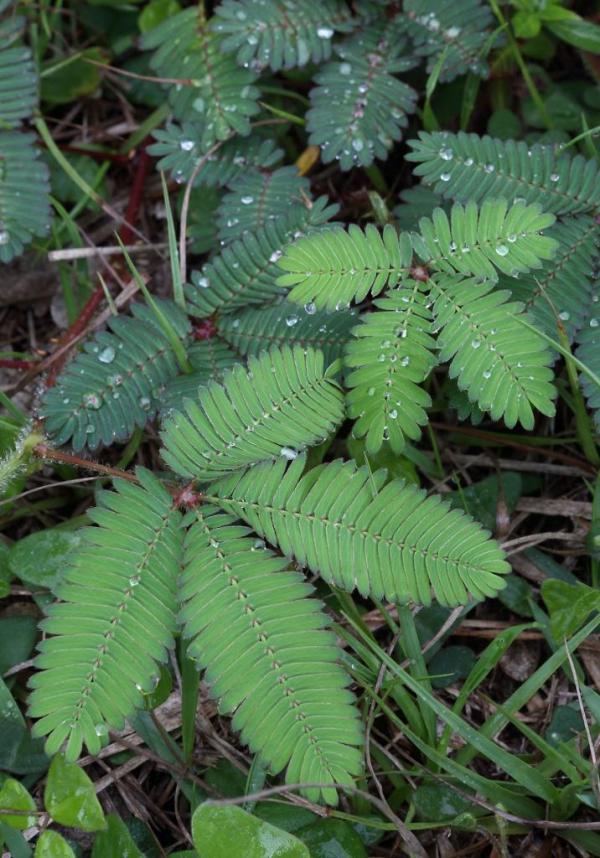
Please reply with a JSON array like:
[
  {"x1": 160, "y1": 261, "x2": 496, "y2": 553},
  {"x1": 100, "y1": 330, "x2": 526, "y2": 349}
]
[
  {"x1": 431, "y1": 274, "x2": 557, "y2": 429},
  {"x1": 29, "y1": 470, "x2": 183, "y2": 760},
  {"x1": 345, "y1": 282, "x2": 437, "y2": 454},
  {"x1": 40, "y1": 299, "x2": 191, "y2": 451},
  {"x1": 212, "y1": 0, "x2": 356, "y2": 71},
  {"x1": 211, "y1": 454, "x2": 510, "y2": 607},
  {"x1": 142, "y1": 6, "x2": 260, "y2": 142},
  {"x1": 307, "y1": 21, "x2": 418, "y2": 170},
  {"x1": 407, "y1": 131, "x2": 600, "y2": 215},
  {"x1": 160, "y1": 346, "x2": 345, "y2": 480},
  {"x1": 181, "y1": 506, "x2": 362, "y2": 805}
]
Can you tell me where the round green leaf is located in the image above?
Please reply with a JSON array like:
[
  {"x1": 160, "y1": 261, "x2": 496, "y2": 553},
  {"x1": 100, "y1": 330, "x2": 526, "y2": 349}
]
[
  {"x1": 192, "y1": 803, "x2": 310, "y2": 858},
  {"x1": 9, "y1": 529, "x2": 80, "y2": 593},
  {"x1": 0, "y1": 777, "x2": 36, "y2": 829},
  {"x1": 35, "y1": 830, "x2": 76, "y2": 858},
  {"x1": 44, "y1": 755, "x2": 106, "y2": 832}
]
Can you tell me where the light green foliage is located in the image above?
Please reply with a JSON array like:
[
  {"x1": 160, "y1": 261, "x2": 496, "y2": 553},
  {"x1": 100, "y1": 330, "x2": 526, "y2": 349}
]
[
  {"x1": 43, "y1": 755, "x2": 105, "y2": 832},
  {"x1": 186, "y1": 197, "x2": 337, "y2": 317},
  {"x1": 160, "y1": 346, "x2": 345, "y2": 480},
  {"x1": 212, "y1": 454, "x2": 510, "y2": 606},
  {"x1": 345, "y1": 284, "x2": 437, "y2": 453},
  {"x1": 29, "y1": 471, "x2": 183, "y2": 760},
  {"x1": 181, "y1": 506, "x2": 362, "y2": 801},
  {"x1": 407, "y1": 131, "x2": 600, "y2": 215},
  {"x1": 192, "y1": 803, "x2": 310, "y2": 857}
]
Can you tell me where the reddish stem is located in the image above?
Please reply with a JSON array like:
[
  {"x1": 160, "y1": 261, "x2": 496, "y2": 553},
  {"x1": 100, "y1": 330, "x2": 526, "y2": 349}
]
[
  {"x1": 0, "y1": 359, "x2": 37, "y2": 370},
  {"x1": 46, "y1": 145, "x2": 152, "y2": 386}
]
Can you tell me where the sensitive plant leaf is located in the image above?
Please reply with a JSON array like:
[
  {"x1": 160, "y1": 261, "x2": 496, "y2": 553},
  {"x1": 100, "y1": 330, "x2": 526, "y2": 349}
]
[
  {"x1": 160, "y1": 346, "x2": 344, "y2": 480},
  {"x1": 345, "y1": 283, "x2": 437, "y2": 454},
  {"x1": 29, "y1": 470, "x2": 183, "y2": 760},
  {"x1": 43, "y1": 755, "x2": 105, "y2": 832},
  {"x1": 0, "y1": 131, "x2": 51, "y2": 263},
  {"x1": 212, "y1": 0, "x2": 356, "y2": 71},
  {"x1": 40, "y1": 299, "x2": 191, "y2": 451},
  {"x1": 407, "y1": 130, "x2": 600, "y2": 215},
  {"x1": 211, "y1": 454, "x2": 510, "y2": 607},
  {"x1": 307, "y1": 21, "x2": 418, "y2": 169},
  {"x1": 181, "y1": 506, "x2": 362, "y2": 804}
]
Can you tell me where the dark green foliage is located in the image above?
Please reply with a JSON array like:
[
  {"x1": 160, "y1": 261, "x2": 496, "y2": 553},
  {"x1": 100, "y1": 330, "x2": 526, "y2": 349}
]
[
  {"x1": 142, "y1": 6, "x2": 261, "y2": 144},
  {"x1": 0, "y1": 132, "x2": 51, "y2": 263},
  {"x1": 217, "y1": 300, "x2": 356, "y2": 363},
  {"x1": 149, "y1": 124, "x2": 282, "y2": 187},
  {"x1": 407, "y1": 131, "x2": 600, "y2": 215},
  {"x1": 576, "y1": 305, "x2": 600, "y2": 429},
  {"x1": 307, "y1": 22, "x2": 418, "y2": 170},
  {"x1": 400, "y1": 0, "x2": 495, "y2": 81},
  {"x1": 216, "y1": 166, "x2": 310, "y2": 242},
  {"x1": 40, "y1": 301, "x2": 191, "y2": 451},
  {"x1": 211, "y1": 0, "x2": 356, "y2": 71},
  {"x1": 158, "y1": 340, "x2": 240, "y2": 414}
]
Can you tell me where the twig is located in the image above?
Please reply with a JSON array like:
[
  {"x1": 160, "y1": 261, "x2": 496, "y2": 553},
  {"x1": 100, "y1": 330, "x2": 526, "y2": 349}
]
[{"x1": 33, "y1": 443, "x2": 138, "y2": 483}]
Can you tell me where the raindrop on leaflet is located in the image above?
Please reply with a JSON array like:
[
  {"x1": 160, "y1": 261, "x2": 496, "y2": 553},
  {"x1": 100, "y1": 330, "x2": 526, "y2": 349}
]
[
  {"x1": 495, "y1": 245, "x2": 509, "y2": 257},
  {"x1": 483, "y1": 370, "x2": 492, "y2": 379},
  {"x1": 98, "y1": 346, "x2": 115, "y2": 364},
  {"x1": 484, "y1": 164, "x2": 495, "y2": 174},
  {"x1": 0, "y1": 230, "x2": 9, "y2": 245},
  {"x1": 550, "y1": 173, "x2": 560, "y2": 183},
  {"x1": 192, "y1": 97, "x2": 205, "y2": 112},
  {"x1": 269, "y1": 249, "x2": 282, "y2": 263},
  {"x1": 558, "y1": 310, "x2": 570, "y2": 321},
  {"x1": 389, "y1": 409, "x2": 398, "y2": 419},
  {"x1": 83, "y1": 393, "x2": 101, "y2": 410},
  {"x1": 129, "y1": 575, "x2": 141, "y2": 587},
  {"x1": 446, "y1": 25, "x2": 460, "y2": 38},
  {"x1": 197, "y1": 276, "x2": 210, "y2": 288},
  {"x1": 471, "y1": 339, "x2": 481, "y2": 349},
  {"x1": 317, "y1": 26, "x2": 333, "y2": 39},
  {"x1": 464, "y1": 157, "x2": 474, "y2": 166},
  {"x1": 439, "y1": 147, "x2": 453, "y2": 161},
  {"x1": 180, "y1": 139, "x2": 195, "y2": 152},
  {"x1": 352, "y1": 139, "x2": 364, "y2": 152},
  {"x1": 139, "y1": 396, "x2": 152, "y2": 411},
  {"x1": 240, "y1": 195, "x2": 254, "y2": 205},
  {"x1": 339, "y1": 62, "x2": 352, "y2": 75},
  {"x1": 367, "y1": 387, "x2": 375, "y2": 396},
  {"x1": 440, "y1": 172, "x2": 451, "y2": 182},
  {"x1": 591, "y1": 318, "x2": 599, "y2": 328},
  {"x1": 304, "y1": 302, "x2": 316, "y2": 315},
  {"x1": 286, "y1": 315, "x2": 299, "y2": 327},
  {"x1": 280, "y1": 447, "x2": 298, "y2": 460},
  {"x1": 94, "y1": 724, "x2": 108, "y2": 738},
  {"x1": 400, "y1": 355, "x2": 410, "y2": 367}
]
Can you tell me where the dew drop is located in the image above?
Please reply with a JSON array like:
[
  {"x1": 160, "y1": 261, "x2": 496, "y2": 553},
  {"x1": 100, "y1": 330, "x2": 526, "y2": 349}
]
[
  {"x1": 471, "y1": 339, "x2": 481, "y2": 349},
  {"x1": 558, "y1": 310, "x2": 570, "y2": 321},
  {"x1": 98, "y1": 346, "x2": 115, "y2": 364},
  {"x1": 352, "y1": 138, "x2": 364, "y2": 152},
  {"x1": 339, "y1": 62, "x2": 352, "y2": 75},
  {"x1": 495, "y1": 245, "x2": 509, "y2": 257},
  {"x1": 507, "y1": 233, "x2": 517, "y2": 243},
  {"x1": 367, "y1": 387, "x2": 375, "y2": 396},
  {"x1": 440, "y1": 172, "x2": 451, "y2": 182},
  {"x1": 197, "y1": 276, "x2": 210, "y2": 288},
  {"x1": 317, "y1": 26, "x2": 334, "y2": 39},
  {"x1": 180, "y1": 139, "x2": 195, "y2": 152},
  {"x1": 464, "y1": 157, "x2": 474, "y2": 166},
  {"x1": 95, "y1": 723, "x2": 108, "y2": 737},
  {"x1": 591, "y1": 318, "x2": 599, "y2": 328},
  {"x1": 286, "y1": 314, "x2": 299, "y2": 326},
  {"x1": 192, "y1": 97, "x2": 205, "y2": 112},
  {"x1": 139, "y1": 396, "x2": 151, "y2": 411},
  {"x1": 484, "y1": 164, "x2": 495, "y2": 173},
  {"x1": 83, "y1": 393, "x2": 101, "y2": 410},
  {"x1": 304, "y1": 302, "x2": 316, "y2": 315},
  {"x1": 389, "y1": 409, "x2": 398, "y2": 419},
  {"x1": 280, "y1": 446, "x2": 298, "y2": 460},
  {"x1": 241, "y1": 195, "x2": 254, "y2": 205},
  {"x1": 550, "y1": 173, "x2": 560, "y2": 183},
  {"x1": 483, "y1": 370, "x2": 492, "y2": 379},
  {"x1": 269, "y1": 249, "x2": 282, "y2": 262},
  {"x1": 400, "y1": 355, "x2": 410, "y2": 366},
  {"x1": 439, "y1": 147, "x2": 453, "y2": 161},
  {"x1": 446, "y1": 25, "x2": 461, "y2": 38},
  {"x1": 0, "y1": 230, "x2": 9, "y2": 245},
  {"x1": 129, "y1": 575, "x2": 141, "y2": 587}
]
